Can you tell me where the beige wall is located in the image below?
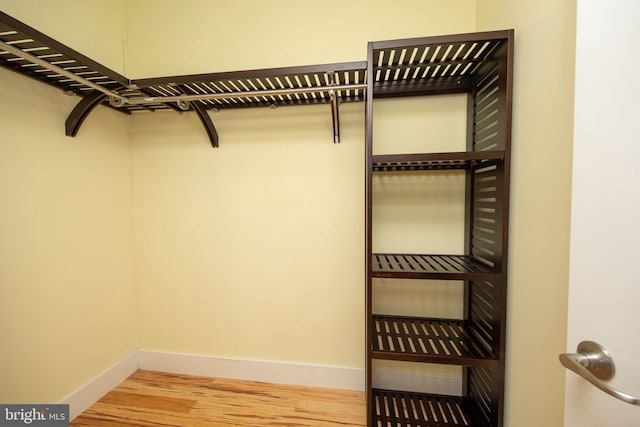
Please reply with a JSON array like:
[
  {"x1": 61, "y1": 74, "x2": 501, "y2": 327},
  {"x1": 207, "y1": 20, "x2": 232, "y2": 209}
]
[
  {"x1": 0, "y1": 1, "x2": 577, "y2": 426},
  {"x1": 476, "y1": 1, "x2": 576, "y2": 427},
  {"x1": 0, "y1": 0, "x2": 127, "y2": 74},
  {"x1": 127, "y1": 0, "x2": 475, "y2": 368},
  {"x1": 123, "y1": 0, "x2": 476, "y2": 78},
  {"x1": 130, "y1": 103, "x2": 366, "y2": 365},
  {"x1": 0, "y1": 0, "x2": 133, "y2": 403}
]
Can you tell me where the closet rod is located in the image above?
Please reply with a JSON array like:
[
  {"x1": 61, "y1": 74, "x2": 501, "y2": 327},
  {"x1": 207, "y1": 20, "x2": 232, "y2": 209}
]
[
  {"x1": 0, "y1": 39, "x2": 129, "y2": 103},
  {"x1": 126, "y1": 83, "x2": 369, "y2": 106}
]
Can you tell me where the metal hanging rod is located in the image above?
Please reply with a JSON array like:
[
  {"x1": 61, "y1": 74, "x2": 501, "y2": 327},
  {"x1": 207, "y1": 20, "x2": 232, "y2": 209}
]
[{"x1": 125, "y1": 83, "x2": 368, "y2": 106}]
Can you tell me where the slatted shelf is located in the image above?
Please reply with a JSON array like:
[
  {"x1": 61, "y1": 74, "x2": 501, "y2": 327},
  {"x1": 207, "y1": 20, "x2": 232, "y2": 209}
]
[
  {"x1": 0, "y1": 12, "x2": 367, "y2": 113},
  {"x1": 372, "y1": 152, "x2": 504, "y2": 172},
  {"x1": 132, "y1": 62, "x2": 367, "y2": 111},
  {"x1": 373, "y1": 389, "x2": 476, "y2": 427},
  {"x1": 372, "y1": 254, "x2": 498, "y2": 280},
  {"x1": 372, "y1": 315, "x2": 497, "y2": 366},
  {"x1": 371, "y1": 31, "x2": 508, "y2": 97}
]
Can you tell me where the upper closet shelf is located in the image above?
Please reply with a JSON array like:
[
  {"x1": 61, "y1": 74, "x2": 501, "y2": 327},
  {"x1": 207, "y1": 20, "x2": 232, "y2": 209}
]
[
  {"x1": 370, "y1": 30, "x2": 511, "y2": 97},
  {"x1": 0, "y1": 11, "x2": 366, "y2": 146}
]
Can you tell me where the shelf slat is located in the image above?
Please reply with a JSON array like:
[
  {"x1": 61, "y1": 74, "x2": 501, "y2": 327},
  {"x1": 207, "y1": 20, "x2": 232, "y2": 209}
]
[
  {"x1": 373, "y1": 389, "x2": 477, "y2": 427},
  {"x1": 372, "y1": 315, "x2": 497, "y2": 367},
  {"x1": 372, "y1": 254, "x2": 498, "y2": 280}
]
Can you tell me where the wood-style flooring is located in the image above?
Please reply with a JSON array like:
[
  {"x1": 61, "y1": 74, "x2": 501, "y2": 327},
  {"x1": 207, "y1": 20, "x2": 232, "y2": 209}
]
[{"x1": 71, "y1": 370, "x2": 366, "y2": 427}]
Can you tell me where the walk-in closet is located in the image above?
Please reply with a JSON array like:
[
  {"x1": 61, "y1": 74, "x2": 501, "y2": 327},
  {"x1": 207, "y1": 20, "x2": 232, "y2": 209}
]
[{"x1": 1, "y1": 9, "x2": 513, "y2": 426}]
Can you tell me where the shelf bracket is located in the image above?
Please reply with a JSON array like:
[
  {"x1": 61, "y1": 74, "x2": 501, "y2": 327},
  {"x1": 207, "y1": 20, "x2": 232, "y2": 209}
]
[
  {"x1": 190, "y1": 101, "x2": 219, "y2": 148},
  {"x1": 328, "y1": 75, "x2": 340, "y2": 143},
  {"x1": 329, "y1": 89, "x2": 340, "y2": 143},
  {"x1": 65, "y1": 92, "x2": 109, "y2": 137}
]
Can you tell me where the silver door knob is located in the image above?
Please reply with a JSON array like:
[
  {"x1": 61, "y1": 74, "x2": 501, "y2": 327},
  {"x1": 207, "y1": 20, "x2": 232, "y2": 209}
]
[{"x1": 559, "y1": 341, "x2": 640, "y2": 405}]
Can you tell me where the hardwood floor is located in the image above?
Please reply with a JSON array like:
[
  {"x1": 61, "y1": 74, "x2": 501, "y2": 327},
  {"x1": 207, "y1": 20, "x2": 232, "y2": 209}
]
[{"x1": 71, "y1": 370, "x2": 366, "y2": 427}]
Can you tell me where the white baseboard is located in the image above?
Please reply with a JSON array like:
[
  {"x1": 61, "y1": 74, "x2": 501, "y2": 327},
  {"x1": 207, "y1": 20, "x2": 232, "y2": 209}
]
[
  {"x1": 63, "y1": 349, "x2": 365, "y2": 420},
  {"x1": 137, "y1": 350, "x2": 365, "y2": 392},
  {"x1": 62, "y1": 350, "x2": 138, "y2": 420},
  {"x1": 63, "y1": 350, "x2": 460, "y2": 421}
]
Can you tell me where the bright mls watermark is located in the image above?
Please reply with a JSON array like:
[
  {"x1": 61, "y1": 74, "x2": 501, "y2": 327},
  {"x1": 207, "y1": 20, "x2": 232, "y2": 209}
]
[{"x1": 0, "y1": 405, "x2": 69, "y2": 426}]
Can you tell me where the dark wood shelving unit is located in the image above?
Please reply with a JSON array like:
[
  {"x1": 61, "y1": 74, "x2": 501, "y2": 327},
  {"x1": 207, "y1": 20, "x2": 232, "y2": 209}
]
[{"x1": 365, "y1": 30, "x2": 513, "y2": 427}]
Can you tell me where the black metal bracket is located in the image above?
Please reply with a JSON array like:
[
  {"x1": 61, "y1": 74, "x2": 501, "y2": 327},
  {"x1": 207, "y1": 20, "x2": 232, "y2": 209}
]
[
  {"x1": 329, "y1": 89, "x2": 340, "y2": 144},
  {"x1": 328, "y1": 74, "x2": 341, "y2": 144},
  {"x1": 190, "y1": 101, "x2": 219, "y2": 148},
  {"x1": 65, "y1": 92, "x2": 109, "y2": 137},
  {"x1": 65, "y1": 89, "x2": 219, "y2": 147}
]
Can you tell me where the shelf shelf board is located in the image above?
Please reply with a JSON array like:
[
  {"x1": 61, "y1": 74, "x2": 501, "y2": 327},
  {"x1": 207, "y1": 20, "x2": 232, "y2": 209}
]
[
  {"x1": 372, "y1": 151, "x2": 504, "y2": 172},
  {"x1": 370, "y1": 30, "x2": 512, "y2": 99},
  {"x1": 372, "y1": 254, "x2": 498, "y2": 280},
  {"x1": 131, "y1": 61, "x2": 368, "y2": 112},
  {"x1": 0, "y1": 12, "x2": 367, "y2": 115},
  {"x1": 373, "y1": 388, "x2": 479, "y2": 427},
  {"x1": 372, "y1": 315, "x2": 497, "y2": 367}
]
